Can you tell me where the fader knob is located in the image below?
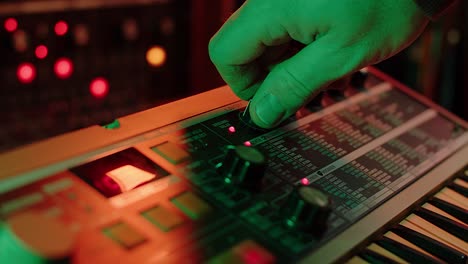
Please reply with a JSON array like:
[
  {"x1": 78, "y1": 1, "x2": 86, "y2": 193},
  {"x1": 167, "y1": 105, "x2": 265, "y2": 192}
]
[
  {"x1": 282, "y1": 186, "x2": 332, "y2": 235},
  {"x1": 0, "y1": 211, "x2": 75, "y2": 263},
  {"x1": 217, "y1": 145, "x2": 266, "y2": 191}
]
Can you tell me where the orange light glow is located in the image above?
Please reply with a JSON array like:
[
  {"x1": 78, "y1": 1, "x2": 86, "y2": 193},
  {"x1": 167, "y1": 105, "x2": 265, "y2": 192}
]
[
  {"x1": 13, "y1": 30, "x2": 28, "y2": 52},
  {"x1": 146, "y1": 46, "x2": 166, "y2": 67},
  {"x1": 74, "y1": 24, "x2": 89, "y2": 46}
]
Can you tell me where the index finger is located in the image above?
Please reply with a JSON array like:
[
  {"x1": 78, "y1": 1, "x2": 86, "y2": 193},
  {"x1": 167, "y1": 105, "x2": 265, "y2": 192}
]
[{"x1": 208, "y1": 1, "x2": 290, "y2": 99}]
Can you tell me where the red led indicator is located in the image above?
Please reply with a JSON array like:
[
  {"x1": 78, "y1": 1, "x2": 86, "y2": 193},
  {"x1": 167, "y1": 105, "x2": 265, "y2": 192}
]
[
  {"x1": 35, "y1": 45, "x2": 48, "y2": 59},
  {"x1": 54, "y1": 20, "x2": 68, "y2": 36},
  {"x1": 4, "y1": 18, "x2": 18, "y2": 32},
  {"x1": 54, "y1": 58, "x2": 73, "y2": 79},
  {"x1": 90, "y1": 77, "x2": 110, "y2": 98},
  {"x1": 301, "y1": 178, "x2": 309, "y2": 185},
  {"x1": 17, "y1": 63, "x2": 36, "y2": 84},
  {"x1": 244, "y1": 141, "x2": 252, "y2": 147},
  {"x1": 228, "y1": 126, "x2": 236, "y2": 133},
  {"x1": 241, "y1": 249, "x2": 264, "y2": 264}
]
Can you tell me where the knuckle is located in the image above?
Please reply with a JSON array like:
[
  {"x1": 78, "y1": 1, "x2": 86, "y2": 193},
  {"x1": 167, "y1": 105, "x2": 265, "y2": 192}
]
[
  {"x1": 208, "y1": 35, "x2": 223, "y2": 64},
  {"x1": 273, "y1": 65, "x2": 311, "y2": 105}
]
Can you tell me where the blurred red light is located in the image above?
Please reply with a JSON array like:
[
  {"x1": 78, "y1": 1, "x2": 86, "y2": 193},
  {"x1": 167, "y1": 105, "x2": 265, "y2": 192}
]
[
  {"x1": 4, "y1": 18, "x2": 18, "y2": 32},
  {"x1": 54, "y1": 21, "x2": 68, "y2": 36},
  {"x1": 35, "y1": 45, "x2": 48, "y2": 59},
  {"x1": 90, "y1": 77, "x2": 109, "y2": 98},
  {"x1": 54, "y1": 58, "x2": 73, "y2": 79},
  {"x1": 228, "y1": 126, "x2": 236, "y2": 133},
  {"x1": 17, "y1": 63, "x2": 36, "y2": 84},
  {"x1": 301, "y1": 178, "x2": 309, "y2": 185}
]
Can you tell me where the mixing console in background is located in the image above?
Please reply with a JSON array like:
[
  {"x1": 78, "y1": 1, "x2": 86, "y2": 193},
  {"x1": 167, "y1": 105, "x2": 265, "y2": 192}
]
[{"x1": 0, "y1": 0, "x2": 235, "y2": 152}]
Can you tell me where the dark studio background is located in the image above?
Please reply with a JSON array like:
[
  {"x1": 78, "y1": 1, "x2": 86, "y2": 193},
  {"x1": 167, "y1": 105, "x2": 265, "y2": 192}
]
[{"x1": 0, "y1": 0, "x2": 466, "y2": 153}]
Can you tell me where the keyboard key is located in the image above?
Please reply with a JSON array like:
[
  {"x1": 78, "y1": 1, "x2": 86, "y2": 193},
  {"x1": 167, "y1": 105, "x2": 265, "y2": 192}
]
[
  {"x1": 403, "y1": 215, "x2": 468, "y2": 254},
  {"x1": 170, "y1": 192, "x2": 212, "y2": 220},
  {"x1": 141, "y1": 206, "x2": 184, "y2": 232},
  {"x1": 435, "y1": 188, "x2": 467, "y2": 210},
  {"x1": 429, "y1": 197, "x2": 468, "y2": 223},
  {"x1": 376, "y1": 237, "x2": 443, "y2": 264},
  {"x1": 359, "y1": 248, "x2": 400, "y2": 264},
  {"x1": 435, "y1": 191, "x2": 468, "y2": 212},
  {"x1": 414, "y1": 208, "x2": 468, "y2": 241},
  {"x1": 102, "y1": 222, "x2": 146, "y2": 249},
  {"x1": 461, "y1": 169, "x2": 468, "y2": 182},
  {"x1": 392, "y1": 225, "x2": 467, "y2": 264},
  {"x1": 384, "y1": 231, "x2": 442, "y2": 261},
  {"x1": 345, "y1": 256, "x2": 370, "y2": 264},
  {"x1": 366, "y1": 243, "x2": 408, "y2": 263},
  {"x1": 422, "y1": 203, "x2": 465, "y2": 225},
  {"x1": 454, "y1": 178, "x2": 468, "y2": 189},
  {"x1": 449, "y1": 182, "x2": 468, "y2": 197}
]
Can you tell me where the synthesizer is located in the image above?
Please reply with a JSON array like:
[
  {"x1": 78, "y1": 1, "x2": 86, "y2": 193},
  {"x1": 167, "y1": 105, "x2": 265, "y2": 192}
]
[{"x1": 0, "y1": 67, "x2": 466, "y2": 263}]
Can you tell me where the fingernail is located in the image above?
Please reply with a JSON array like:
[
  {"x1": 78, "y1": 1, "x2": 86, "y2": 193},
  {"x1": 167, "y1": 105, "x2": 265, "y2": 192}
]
[{"x1": 255, "y1": 94, "x2": 285, "y2": 127}]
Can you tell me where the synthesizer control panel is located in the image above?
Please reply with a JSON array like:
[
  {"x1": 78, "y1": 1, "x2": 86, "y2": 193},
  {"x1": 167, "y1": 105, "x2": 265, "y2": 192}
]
[{"x1": 0, "y1": 67, "x2": 467, "y2": 263}]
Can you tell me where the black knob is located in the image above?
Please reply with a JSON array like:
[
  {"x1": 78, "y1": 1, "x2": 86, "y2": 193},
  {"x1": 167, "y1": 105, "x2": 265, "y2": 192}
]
[
  {"x1": 239, "y1": 102, "x2": 268, "y2": 131},
  {"x1": 282, "y1": 186, "x2": 332, "y2": 235},
  {"x1": 350, "y1": 69, "x2": 368, "y2": 90},
  {"x1": 217, "y1": 145, "x2": 266, "y2": 191}
]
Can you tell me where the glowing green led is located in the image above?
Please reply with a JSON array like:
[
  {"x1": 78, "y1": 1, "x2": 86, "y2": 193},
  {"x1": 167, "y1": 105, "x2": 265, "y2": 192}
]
[
  {"x1": 102, "y1": 119, "x2": 120, "y2": 130},
  {"x1": 224, "y1": 178, "x2": 232, "y2": 184}
]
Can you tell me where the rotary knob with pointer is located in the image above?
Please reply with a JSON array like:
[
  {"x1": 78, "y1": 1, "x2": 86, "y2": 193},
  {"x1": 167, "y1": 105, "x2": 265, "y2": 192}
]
[
  {"x1": 282, "y1": 185, "x2": 332, "y2": 235},
  {"x1": 216, "y1": 145, "x2": 266, "y2": 191}
]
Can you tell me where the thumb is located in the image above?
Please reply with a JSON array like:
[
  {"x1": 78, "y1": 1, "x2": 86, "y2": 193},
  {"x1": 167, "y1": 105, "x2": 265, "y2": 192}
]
[{"x1": 249, "y1": 34, "x2": 360, "y2": 128}]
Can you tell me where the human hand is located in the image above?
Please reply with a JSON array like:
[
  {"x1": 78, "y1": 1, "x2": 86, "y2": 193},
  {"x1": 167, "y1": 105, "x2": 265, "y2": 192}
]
[{"x1": 209, "y1": 0, "x2": 429, "y2": 128}]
